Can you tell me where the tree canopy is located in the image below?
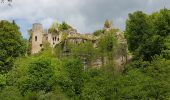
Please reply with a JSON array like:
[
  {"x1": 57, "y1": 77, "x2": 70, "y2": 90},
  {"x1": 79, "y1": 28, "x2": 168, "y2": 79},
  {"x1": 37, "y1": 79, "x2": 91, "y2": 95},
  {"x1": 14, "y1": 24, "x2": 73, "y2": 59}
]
[{"x1": 0, "y1": 20, "x2": 27, "y2": 73}]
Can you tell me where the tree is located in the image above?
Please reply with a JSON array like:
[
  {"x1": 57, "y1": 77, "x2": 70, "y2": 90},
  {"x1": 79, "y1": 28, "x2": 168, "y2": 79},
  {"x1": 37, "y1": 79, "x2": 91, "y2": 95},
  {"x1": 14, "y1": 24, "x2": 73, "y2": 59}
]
[
  {"x1": 48, "y1": 22, "x2": 60, "y2": 33},
  {"x1": 0, "y1": 86, "x2": 22, "y2": 100},
  {"x1": 0, "y1": 74, "x2": 6, "y2": 90},
  {"x1": 98, "y1": 30, "x2": 117, "y2": 65},
  {"x1": 59, "y1": 22, "x2": 72, "y2": 31},
  {"x1": 144, "y1": 56, "x2": 170, "y2": 99},
  {"x1": 115, "y1": 56, "x2": 170, "y2": 99},
  {"x1": 125, "y1": 9, "x2": 170, "y2": 61},
  {"x1": 104, "y1": 19, "x2": 112, "y2": 28},
  {"x1": 19, "y1": 58, "x2": 56, "y2": 94},
  {"x1": 59, "y1": 58, "x2": 84, "y2": 99},
  {"x1": 135, "y1": 35, "x2": 164, "y2": 61},
  {"x1": 162, "y1": 35, "x2": 170, "y2": 59},
  {"x1": 115, "y1": 69, "x2": 152, "y2": 99},
  {"x1": 152, "y1": 8, "x2": 170, "y2": 37},
  {"x1": 125, "y1": 11, "x2": 151, "y2": 53},
  {"x1": 68, "y1": 42, "x2": 97, "y2": 66},
  {"x1": 92, "y1": 29, "x2": 104, "y2": 36},
  {"x1": 82, "y1": 68, "x2": 116, "y2": 100},
  {"x1": 0, "y1": 20, "x2": 27, "y2": 73}
]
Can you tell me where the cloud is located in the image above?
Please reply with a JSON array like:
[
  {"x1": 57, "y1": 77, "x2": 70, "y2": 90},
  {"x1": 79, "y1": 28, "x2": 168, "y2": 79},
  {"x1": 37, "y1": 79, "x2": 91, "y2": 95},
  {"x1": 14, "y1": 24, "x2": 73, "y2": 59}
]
[{"x1": 0, "y1": 0, "x2": 170, "y2": 38}]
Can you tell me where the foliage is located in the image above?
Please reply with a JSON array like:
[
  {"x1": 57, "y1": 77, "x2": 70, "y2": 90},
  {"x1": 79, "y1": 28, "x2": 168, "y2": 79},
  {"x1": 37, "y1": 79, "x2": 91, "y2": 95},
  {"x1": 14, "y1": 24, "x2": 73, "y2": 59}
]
[
  {"x1": 67, "y1": 42, "x2": 98, "y2": 66},
  {"x1": 135, "y1": 35, "x2": 164, "y2": 61},
  {"x1": 25, "y1": 58, "x2": 56, "y2": 92},
  {"x1": 115, "y1": 69, "x2": 152, "y2": 99},
  {"x1": 59, "y1": 21, "x2": 72, "y2": 31},
  {"x1": 6, "y1": 46, "x2": 64, "y2": 96},
  {"x1": 1, "y1": 9, "x2": 170, "y2": 100},
  {"x1": 162, "y1": 35, "x2": 170, "y2": 59},
  {"x1": 93, "y1": 29, "x2": 104, "y2": 36},
  {"x1": 125, "y1": 11, "x2": 151, "y2": 53},
  {"x1": 99, "y1": 30, "x2": 117, "y2": 53},
  {"x1": 104, "y1": 19, "x2": 112, "y2": 28},
  {"x1": 24, "y1": 89, "x2": 68, "y2": 100},
  {"x1": 48, "y1": 22, "x2": 60, "y2": 33},
  {"x1": 125, "y1": 9, "x2": 170, "y2": 61},
  {"x1": 152, "y1": 9, "x2": 170, "y2": 37},
  {"x1": 82, "y1": 68, "x2": 116, "y2": 100},
  {"x1": 49, "y1": 21, "x2": 72, "y2": 33},
  {"x1": 0, "y1": 20, "x2": 27, "y2": 73},
  {"x1": 98, "y1": 29, "x2": 118, "y2": 65},
  {"x1": 58, "y1": 58, "x2": 84, "y2": 99},
  {"x1": 101, "y1": 56, "x2": 169, "y2": 99},
  {"x1": 0, "y1": 74, "x2": 6, "y2": 90},
  {"x1": 0, "y1": 86, "x2": 22, "y2": 100}
]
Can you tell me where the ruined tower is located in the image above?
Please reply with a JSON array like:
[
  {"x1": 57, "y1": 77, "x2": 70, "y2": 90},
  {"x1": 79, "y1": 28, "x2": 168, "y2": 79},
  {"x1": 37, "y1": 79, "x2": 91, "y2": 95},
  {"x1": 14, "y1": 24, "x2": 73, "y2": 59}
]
[{"x1": 31, "y1": 23, "x2": 43, "y2": 54}]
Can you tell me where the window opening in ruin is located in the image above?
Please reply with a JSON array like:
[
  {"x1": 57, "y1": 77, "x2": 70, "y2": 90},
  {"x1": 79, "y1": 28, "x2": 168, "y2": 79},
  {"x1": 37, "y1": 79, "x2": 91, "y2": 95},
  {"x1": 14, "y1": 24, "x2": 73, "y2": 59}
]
[
  {"x1": 35, "y1": 36, "x2": 37, "y2": 41},
  {"x1": 40, "y1": 44, "x2": 43, "y2": 47}
]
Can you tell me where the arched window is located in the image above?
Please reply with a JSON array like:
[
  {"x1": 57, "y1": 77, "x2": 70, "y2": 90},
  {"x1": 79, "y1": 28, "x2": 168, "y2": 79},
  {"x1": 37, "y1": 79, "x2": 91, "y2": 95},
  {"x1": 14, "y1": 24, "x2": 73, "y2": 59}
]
[{"x1": 35, "y1": 36, "x2": 37, "y2": 41}]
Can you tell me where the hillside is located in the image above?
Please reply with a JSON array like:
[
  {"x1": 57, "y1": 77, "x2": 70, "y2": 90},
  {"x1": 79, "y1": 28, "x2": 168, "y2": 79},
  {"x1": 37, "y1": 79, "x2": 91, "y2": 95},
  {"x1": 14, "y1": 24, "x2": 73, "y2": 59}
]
[{"x1": 0, "y1": 8, "x2": 170, "y2": 100}]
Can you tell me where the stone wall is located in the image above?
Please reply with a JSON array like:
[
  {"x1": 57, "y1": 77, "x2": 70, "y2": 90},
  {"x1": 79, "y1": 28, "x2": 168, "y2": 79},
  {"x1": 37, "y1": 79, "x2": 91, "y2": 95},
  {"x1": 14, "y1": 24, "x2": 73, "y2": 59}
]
[
  {"x1": 31, "y1": 23, "x2": 43, "y2": 54},
  {"x1": 30, "y1": 23, "x2": 97, "y2": 54}
]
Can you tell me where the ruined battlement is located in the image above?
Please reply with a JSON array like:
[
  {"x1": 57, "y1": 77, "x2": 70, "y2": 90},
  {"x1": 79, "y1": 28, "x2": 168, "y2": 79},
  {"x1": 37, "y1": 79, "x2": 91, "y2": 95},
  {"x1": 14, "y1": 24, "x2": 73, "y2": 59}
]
[
  {"x1": 29, "y1": 23, "x2": 97, "y2": 54},
  {"x1": 29, "y1": 22, "x2": 126, "y2": 55},
  {"x1": 32, "y1": 23, "x2": 43, "y2": 31}
]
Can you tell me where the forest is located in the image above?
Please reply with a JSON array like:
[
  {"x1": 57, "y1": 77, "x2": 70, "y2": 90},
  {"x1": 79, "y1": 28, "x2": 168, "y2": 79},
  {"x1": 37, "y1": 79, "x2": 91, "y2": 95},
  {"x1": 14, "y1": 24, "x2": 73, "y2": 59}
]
[{"x1": 0, "y1": 8, "x2": 170, "y2": 100}]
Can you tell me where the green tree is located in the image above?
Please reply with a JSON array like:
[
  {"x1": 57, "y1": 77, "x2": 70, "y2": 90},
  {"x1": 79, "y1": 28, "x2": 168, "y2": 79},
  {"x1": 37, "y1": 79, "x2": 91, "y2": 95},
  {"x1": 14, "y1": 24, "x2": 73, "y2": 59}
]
[
  {"x1": 19, "y1": 58, "x2": 56, "y2": 94},
  {"x1": 82, "y1": 68, "x2": 116, "y2": 100},
  {"x1": 98, "y1": 30, "x2": 117, "y2": 65},
  {"x1": 59, "y1": 58, "x2": 84, "y2": 99},
  {"x1": 152, "y1": 8, "x2": 170, "y2": 37},
  {"x1": 0, "y1": 20, "x2": 27, "y2": 73},
  {"x1": 125, "y1": 11, "x2": 151, "y2": 53},
  {"x1": 68, "y1": 42, "x2": 97, "y2": 66},
  {"x1": 115, "y1": 69, "x2": 152, "y2": 99},
  {"x1": 122, "y1": 56, "x2": 170, "y2": 99},
  {"x1": 0, "y1": 74, "x2": 6, "y2": 91},
  {"x1": 135, "y1": 35, "x2": 164, "y2": 61},
  {"x1": 145, "y1": 57, "x2": 170, "y2": 99},
  {"x1": 162, "y1": 35, "x2": 170, "y2": 59},
  {"x1": 48, "y1": 22, "x2": 60, "y2": 33},
  {"x1": 0, "y1": 86, "x2": 22, "y2": 100},
  {"x1": 93, "y1": 29, "x2": 104, "y2": 36},
  {"x1": 104, "y1": 19, "x2": 111, "y2": 28},
  {"x1": 59, "y1": 21, "x2": 72, "y2": 31}
]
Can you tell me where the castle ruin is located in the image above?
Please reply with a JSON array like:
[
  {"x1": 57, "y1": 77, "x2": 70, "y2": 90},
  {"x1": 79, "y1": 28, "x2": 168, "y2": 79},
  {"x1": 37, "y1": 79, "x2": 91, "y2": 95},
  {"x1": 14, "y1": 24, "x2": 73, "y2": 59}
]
[
  {"x1": 29, "y1": 22, "x2": 130, "y2": 68},
  {"x1": 29, "y1": 23, "x2": 98, "y2": 54}
]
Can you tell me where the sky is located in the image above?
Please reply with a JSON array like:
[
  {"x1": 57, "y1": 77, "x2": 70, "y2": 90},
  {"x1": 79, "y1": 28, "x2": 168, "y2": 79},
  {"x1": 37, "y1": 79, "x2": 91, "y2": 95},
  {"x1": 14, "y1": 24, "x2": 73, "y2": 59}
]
[{"x1": 0, "y1": 0, "x2": 170, "y2": 39}]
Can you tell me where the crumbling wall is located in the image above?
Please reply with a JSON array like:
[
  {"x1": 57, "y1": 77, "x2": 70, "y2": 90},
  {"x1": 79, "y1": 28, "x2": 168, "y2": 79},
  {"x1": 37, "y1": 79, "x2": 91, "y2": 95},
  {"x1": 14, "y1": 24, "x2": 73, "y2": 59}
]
[{"x1": 31, "y1": 23, "x2": 43, "y2": 54}]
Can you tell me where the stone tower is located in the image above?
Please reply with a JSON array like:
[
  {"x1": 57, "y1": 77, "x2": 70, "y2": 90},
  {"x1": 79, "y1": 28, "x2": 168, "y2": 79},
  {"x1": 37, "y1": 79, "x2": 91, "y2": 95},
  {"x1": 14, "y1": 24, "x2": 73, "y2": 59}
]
[{"x1": 31, "y1": 23, "x2": 43, "y2": 54}]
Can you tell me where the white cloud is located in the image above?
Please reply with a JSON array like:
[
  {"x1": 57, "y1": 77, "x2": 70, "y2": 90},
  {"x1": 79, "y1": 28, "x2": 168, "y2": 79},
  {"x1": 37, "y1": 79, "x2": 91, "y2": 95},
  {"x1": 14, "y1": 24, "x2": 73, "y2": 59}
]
[{"x1": 0, "y1": 0, "x2": 170, "y2": 38}]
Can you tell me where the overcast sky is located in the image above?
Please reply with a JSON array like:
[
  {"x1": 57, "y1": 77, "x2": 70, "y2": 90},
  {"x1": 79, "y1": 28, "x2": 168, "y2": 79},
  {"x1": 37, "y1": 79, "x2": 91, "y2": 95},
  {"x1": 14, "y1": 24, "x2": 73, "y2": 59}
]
[{"x1": 0, "y1": 0, "x2": 170, "y2": 38}]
